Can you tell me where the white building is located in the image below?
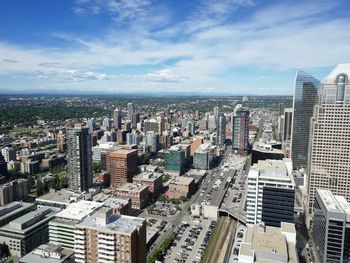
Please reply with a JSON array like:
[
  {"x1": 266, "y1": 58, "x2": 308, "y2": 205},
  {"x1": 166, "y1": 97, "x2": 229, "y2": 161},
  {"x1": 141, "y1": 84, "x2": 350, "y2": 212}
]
[{"x1": 246, "y1": 159, "x2": 295, "y2": 227}]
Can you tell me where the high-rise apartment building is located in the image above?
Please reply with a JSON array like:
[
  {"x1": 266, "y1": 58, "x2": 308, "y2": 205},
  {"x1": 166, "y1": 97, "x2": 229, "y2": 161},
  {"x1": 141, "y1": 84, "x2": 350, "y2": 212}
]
[
  {"x1": 217, "y1": 115, "x2": 226, "y2": 146},
  {"x1": 108, "y1": 149, "x2": 138, "y2": 188},
  {"x1": 307, "y1": 65, "x2": 350, "y2": 218},
  {"x1": 113, "y1": 108, "x2": 122, "y2": 129},
  {"x1": 74, "y1": 207, "x2": 146, "y2": 263},
  {"x1": 0, "y1": 152, "x2": 7, "y2": 177},
  {"x1": 246, "y1": 159, "x2": 295, "y2": 227},
  {"x1": 127, "y1": 102, "x2": 135, "y2": 120},
  {"x1": 232, "y1": 106, "x2": 250, "y2": 152},
  {"x1": 283, "y1": 108, "x2": 293, "y2": 141},
  {"x1": 291, "y1": 71, "x2": 320, "y2": 170},
  {"x1": 67, "y1": 127, "x2": 93, "y2": 192},
  {"x1": 313, "y1": 189, "x2": 350, "y2": 263},
  {"x1": 143, "y1": 118, "x2": 160, "y2": 134},
  {"x1": 1, "y1": 146, "x2": 16, "y2": 162}
]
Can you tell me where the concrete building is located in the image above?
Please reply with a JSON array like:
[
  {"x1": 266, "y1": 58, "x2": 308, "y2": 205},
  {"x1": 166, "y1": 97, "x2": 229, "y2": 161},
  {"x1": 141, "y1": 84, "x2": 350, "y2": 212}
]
[
  {"x1": 283, "y1": 108, "x2": 293, "y2": 141},
  {"x1": 232, "y1": 106, "x2": 250, "y2": 153},
  {"x1": 238, "y1": 222, "x2": 298, "y2": 263},
  {"x1": 102, "y1": 197, "x2": 131, "y2": 216},
  {"x1": 144, "y1": 118, "x2": 160, "y2": 134},
  {"x1": 167, "y1": 176, "x2": 195, "y2": 199},
  {"x1": 1, "y1": 146, "x2": 16, "y2": 162},
  {"x1": 145, "y1": 131, "x2": 160, "y2": 154},
  {"x1": 291, "y1": 71, "x2": 320, "y2": 170},
  {"x1": 193, "y1": 143, "x2": 216, "y2": 170},
  {"x1": 19, "y1": 244, "x2": 74, "y2": 263},
  {"x1": 108, "y1": 149, "x2": 138, "y2": 188},
  {"x1": 74, "y1": 207, "x2": 146, "y2": 263},
  {"x1": 48, "y1": 201, "x2": 103, "y2": 250},
  {"x1": 0, "y1": 202, "x2": 34, "y2": 227},
  {"x1": 67, "y1": 127, "x2": 93, "y2": 192},
  {"x1": 20, "y1": 160, "x2": 40, "y2": 175},
  {"x1": 190, "y1": 136, "x2": 204, "y2": 156},
  {"x1": 217, "y1": 115, "x2": 226, "y2": 146},
  {"x1": 133, "y1": 171, "x2": 163, "y2": 197},
  {"x1": 115, "y1": 183, "x2": 149, "y2": 209},
  {"x1": 0, "y1": 179, "x2": 28, "y2": 206},
  {"x1": 251, "y1": 142, "x2": 285, "y2": 164},
  {"x1": 0, "y1": 207, "x2": 60, "y2": 257},
  {"x1": 312, "y1": 189, "x2": 350, "y2": 263},
  {"x1": 36, "y1": 189, "x2": 84, "y2": 209},
  {"x1": 0, "y1": 152, "x2": 8, "y2": 177},
  {"x1": 164, "y1": 145, "x2": 186, "y2": 175},
  {"x1": 113, "y1": 108, "x2": 122, "y2": 129},
  {"x1": 307, "y1": 65, "x2": 350, "y2": 219},
  {"x1": 246, "y1": 159, "x2": 295, "y2": 227},
  {"x1": 127, "y1": 102, "x2": 135, "y2": 121},
  {"x1": 126, "y1": 132, "x2": 140, "y2": 146},
  {"x1": 92, "y1": 142, "x2": 118, "y2": 162}
]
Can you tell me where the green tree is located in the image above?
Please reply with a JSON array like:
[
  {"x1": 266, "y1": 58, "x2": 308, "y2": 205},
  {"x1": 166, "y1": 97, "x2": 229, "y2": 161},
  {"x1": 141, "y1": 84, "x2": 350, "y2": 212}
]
[{"x1": 36, "y1": 178, "x2": 44, "y2": 196}]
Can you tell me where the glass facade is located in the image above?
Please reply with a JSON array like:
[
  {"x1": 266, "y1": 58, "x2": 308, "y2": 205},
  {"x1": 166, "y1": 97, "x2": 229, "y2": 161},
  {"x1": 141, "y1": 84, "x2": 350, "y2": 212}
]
[{"x1": 291, "y1": 71, "x2": 320, "y2": 170}]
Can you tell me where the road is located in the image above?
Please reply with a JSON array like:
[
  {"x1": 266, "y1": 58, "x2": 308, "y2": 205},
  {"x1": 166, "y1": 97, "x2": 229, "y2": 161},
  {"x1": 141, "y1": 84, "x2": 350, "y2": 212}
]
[{"x1": 148, "y1": 146, "x2": 234, "y2": 256}]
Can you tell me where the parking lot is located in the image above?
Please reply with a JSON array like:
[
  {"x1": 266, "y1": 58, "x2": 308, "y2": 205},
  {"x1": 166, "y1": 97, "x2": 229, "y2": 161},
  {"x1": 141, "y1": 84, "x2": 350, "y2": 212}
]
[{"x1": 165, "y1": 218, "x2": 216, "y2": 263}]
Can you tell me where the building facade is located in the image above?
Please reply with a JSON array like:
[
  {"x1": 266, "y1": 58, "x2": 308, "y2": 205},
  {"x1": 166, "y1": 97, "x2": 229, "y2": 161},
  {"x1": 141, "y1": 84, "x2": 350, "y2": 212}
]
[{"x1": 232, "y1": 107, "x2": 250, "y2": 153}]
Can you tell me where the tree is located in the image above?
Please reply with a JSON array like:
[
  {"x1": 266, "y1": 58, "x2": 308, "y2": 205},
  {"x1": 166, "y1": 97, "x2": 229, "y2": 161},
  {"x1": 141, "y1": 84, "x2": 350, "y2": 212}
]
[
  {"x1": 93, "y1": 162, "x2": 100, "y2": 174},
  {"x1": 36, "y1": 178, "x2": 44, "y2": 196}
]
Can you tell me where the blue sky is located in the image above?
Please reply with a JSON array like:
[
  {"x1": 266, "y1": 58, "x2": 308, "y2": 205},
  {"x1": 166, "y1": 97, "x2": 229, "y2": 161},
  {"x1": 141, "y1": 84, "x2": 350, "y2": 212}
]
[{"x1": 0, "y1": 0, "x2": 350, "y2": 95}]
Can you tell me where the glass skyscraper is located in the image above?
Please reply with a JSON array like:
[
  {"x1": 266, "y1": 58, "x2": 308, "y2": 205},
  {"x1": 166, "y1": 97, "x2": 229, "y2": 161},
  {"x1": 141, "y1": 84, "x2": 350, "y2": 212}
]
[{"x1": 291, "y1": 71, "x2": 320, "y2": 170}]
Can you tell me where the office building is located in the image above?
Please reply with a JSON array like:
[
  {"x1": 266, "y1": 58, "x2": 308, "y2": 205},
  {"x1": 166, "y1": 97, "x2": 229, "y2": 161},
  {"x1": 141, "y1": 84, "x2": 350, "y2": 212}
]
[
  {"x1": 74, "y1": 207, "x2": 146, "y2": 263},
  {"x1": 190, "y1": 136, "x2": 204, "y2": 156},
  {"x1": 0, "y1": 202, "x2": 35, "y2": 227},
  {"x1": 19, "y1": 243, "x2": 74, "y2": 263},
  {"x1": 307, "y1": 65, "x2": 350, "y2": 218},
  {"x1": 238, "y1": 222, "x2": 297, "y2": 263},
  {"x1": 186, "y1": 120, "x2": 195, "y2": 136},
  {"x1": 126, "y1": 132, "x2": 140, "y2": 145},
  {"x1": 86, "y1": 118, "x2": 95, "y2": 133},
  {"x1": 1, "y1": 146, "x2": 16, "y2": 162},
  {"x1": 131, "y1": 112, "x2": 140, "y2": 129},
  {"x1": 127, "y1": 102, "x2": 135, "y2": 120},
  {"x1": 291, "y1": 71, "x2": 320, "y2": 170},
  {"x1": 145, "y1": 131, "x2": 160, "y2": 154},
  {"x1": 92, "y1": 142, "x2": 117, "y2": 162},
  {"x1": 101, "y1": 117, "x2": 112, "y2": 131},
  {"x1": 283, "y1": 108, "x2": 293, "y2": 141},
  {"x1": 164, "y1": 145, "x2": 186, "y2": 175},
  {"x1": 217, "y1": 115, "x2": 226, "y2": 146},
  {"x1": 198, "y1": 119, "x2": 208, "y2": 130},
  {"x1": 67, "y1": 127, "x2": 93, "y2": 192},
  {"x1": 49, "y1": 201, "x2": 103, "y2": 249},
  {"x1": 115, "y1": 183, "x2": 149, "y2": 210},
  {"x1": 144, "y1": 118, "x2": 160, "y2": 134},
  {"x1": 0, "y1": 207, "x2": 60, "y2": 257},
  {"x1": 113, "y1": 108, "x2": 122, "y2": 129},
  {"x1": 133, "y1": 171, "x2": 163, "y2": 197},
  {"x1": 232, "y1": 106, "x2": 250, "y2": 152},
  {"x1": 246, "y1": 159, "x2": 295, "y2": 227},
  {"x1": 312, "y1": 189, "x2": 350, "y2": 263},
  {"x1": 167, "y1": 176, "x2": 195, "y2": 199},
  {"x1": 0, "y1": 179, "x2": 28, "y2": 206},
  {"x1": 108, "y1": 149, "x2": 138, "y2": 188},
  {"x1": 251, "y1": 142, "x2": 285, "y2": 164},
  {"x1": 193, "y1": 143, "x2": 216, "y2": 170}
]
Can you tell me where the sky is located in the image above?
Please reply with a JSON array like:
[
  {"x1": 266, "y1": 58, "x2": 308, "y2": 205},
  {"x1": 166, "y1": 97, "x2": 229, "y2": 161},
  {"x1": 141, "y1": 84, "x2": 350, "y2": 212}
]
[{"x1": 0, "y1": 0, "x2": 350, "y2": 95}]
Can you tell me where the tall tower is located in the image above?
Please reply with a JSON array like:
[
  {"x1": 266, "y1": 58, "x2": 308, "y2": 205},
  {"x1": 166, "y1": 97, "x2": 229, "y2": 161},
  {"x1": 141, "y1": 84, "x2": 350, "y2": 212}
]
[
  {"x1": 307, "y1": 64, "x2": 350, "y2": 220},
  {"x1": 113, "y1": 108, "x2": 122, "y2": 129},
  {"x1": 217, "y1": 115, "x2": 226, "y2": 146},
  {"x1": 232, "y1": 106, "x2": 250, "y2": 153},
  {"x1": 127, "y1": 102, "x2": 135, "y2": 121},
  {"x1": 67, "y1": 127, "x2": 93, "y2": 192},
  {"x1": 291, "y1": 71, "x2": 320, "y2": 170}
]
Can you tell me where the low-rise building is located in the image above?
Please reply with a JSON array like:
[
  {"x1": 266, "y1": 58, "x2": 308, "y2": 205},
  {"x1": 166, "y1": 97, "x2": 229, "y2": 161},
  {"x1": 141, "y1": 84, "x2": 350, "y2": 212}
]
[
  {"x1": 238, "y1": 222, "x2": 298, "y2": 263},
  {"x1": 36, "y1": 189, "x2": 84, "y2": 209},
  {"x1": 74, "y1": 207, "x2": 146, "y2": 263},
  {"x1": 167, "y1": 176, "x2": 195, "y2": 199},
  {"x1": 133, "y1": 171, "x2": 163, "y2": 197},
  {"x1": 115, "y1": 183, "x2": 149, "y2": 210},
  {"x1": 19, "y1": 243, "x2": 74, "y2": 263},
  {"x1": 0, "y1": 207, "x2": 60, "y2": 257}
]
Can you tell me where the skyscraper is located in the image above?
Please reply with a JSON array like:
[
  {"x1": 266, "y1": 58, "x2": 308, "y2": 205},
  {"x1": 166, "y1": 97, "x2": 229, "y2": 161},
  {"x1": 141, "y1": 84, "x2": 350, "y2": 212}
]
[
  {"x1": 67, "y1": 127, "x2": 93, "y2": 192},
  {"x1": 113, "y1": 108, "x2": 122, "y2": 129},
  {"x1": 232, "y1": 106, "x2": 250, "y2": 153},
  {"x1": 127, "y1": 102, "x2": 135, "y2": 121},
  {"x1": 307, "y1": 64, "x2": 350, "y2": 220},
  {"x1": 283, "y1": 108, "x2": 293, "y2": 141},
  {"x1": 217, "y1": 115, "x2": 226, "y2": 146},
  {"x1": 291, "y1": 71, "x2": 320, "y2": 170}
]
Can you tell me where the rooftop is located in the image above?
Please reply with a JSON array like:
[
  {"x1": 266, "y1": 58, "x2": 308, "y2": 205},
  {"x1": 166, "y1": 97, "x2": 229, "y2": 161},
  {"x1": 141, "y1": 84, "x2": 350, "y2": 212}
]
[
  {"x1": 170, "y1": 176, "x2": 195, "y2": 186},
  {"x1": 117, "y1": 183, "x2": 148, "y2": 192},
  {"x1": 54, "y1": 200, "x2": 103, "y2": 221},
  {"x1": 317, "y1": 189, "x2": 350, "y2": 220},
  {"x1": 0, "y1": 202, "x2": 34, "y2": 220},
  {"x1": 324, "y1": 63, "x2": 350, "y2": 83},
  {"x1": 36, "y1": 189, "x2": 76, "y2": 205},
  {"x1": 134, "y1": 171, "x2": 163, "y2": 181},
  {"x1": 76, "y1": 208, "x2": 145, "y2": 235},
  {"x1": 19, "y1": 244, "x2": 74, "y2": 263}
]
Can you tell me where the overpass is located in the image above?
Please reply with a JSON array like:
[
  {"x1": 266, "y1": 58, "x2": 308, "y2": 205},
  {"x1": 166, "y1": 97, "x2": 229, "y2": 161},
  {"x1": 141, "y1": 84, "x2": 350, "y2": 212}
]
[{"x1": 218, "y1": 207, "x2": 246, "y2": 225}]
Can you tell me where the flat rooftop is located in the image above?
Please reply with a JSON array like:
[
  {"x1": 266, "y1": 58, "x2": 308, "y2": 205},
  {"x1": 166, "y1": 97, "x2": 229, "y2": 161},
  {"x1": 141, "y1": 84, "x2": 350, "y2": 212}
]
[
  {"x1": 134, "y1": 171, "x2": 163, "y2": 181},
  {"x1": 317, "y1": 189, "x2": 350, "y2": 219},
  {"x1": 36, "y1": 189, "x2": 75, "y2": 205},
  {"x1": 55, "y1": 200, "x2": 104, "y2": 221},
  {"x1": 19, "y1": 244, "x2": 74, "y2": 263},
  {"x1": 117, "y1": 183, "x2": 148, "y2": 192},
  {"x1": 256, "y1": 159, "x2": 287, "y2": 177},
  {"x1": 103, "y1": 197, "x2": 130, "y2": 208},
  {"x1": 253, "y1": 142, "x2": 284, "y2": 154},
  {"x1": 240, "y1": 223, "x2": 297, "y2": 262},
  {"x1": 77, "y1": 208, "x2": 145, "y2": 235},
  {"x1": 170, "y1": 176, "x2": 195, "y2": 186}
]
